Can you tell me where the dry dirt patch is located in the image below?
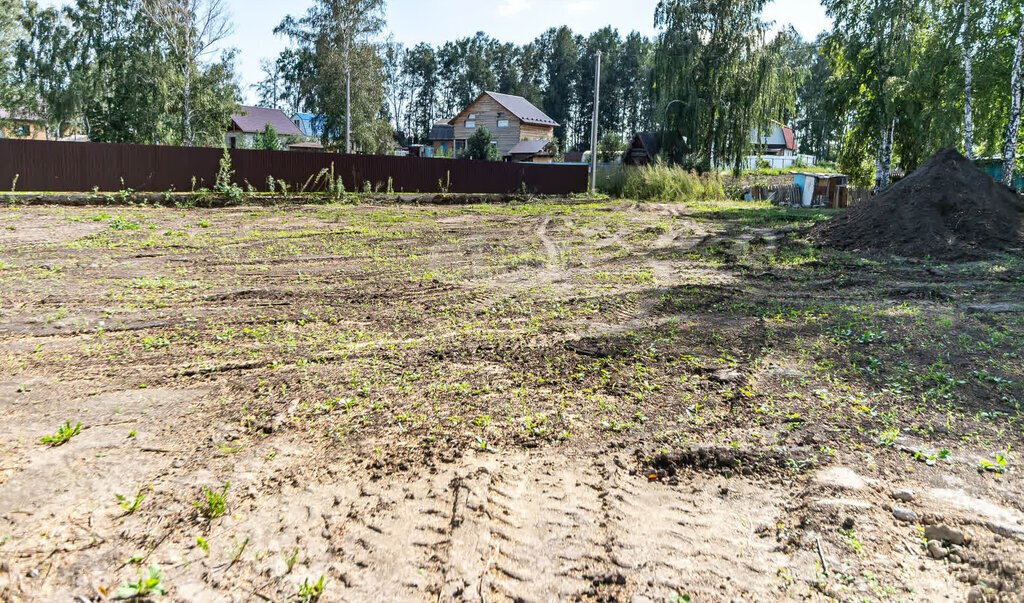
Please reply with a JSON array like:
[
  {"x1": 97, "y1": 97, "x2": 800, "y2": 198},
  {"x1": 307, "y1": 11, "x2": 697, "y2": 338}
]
[{"x1": 0, "y1": 199, "x2": 1022, "y2": 601}]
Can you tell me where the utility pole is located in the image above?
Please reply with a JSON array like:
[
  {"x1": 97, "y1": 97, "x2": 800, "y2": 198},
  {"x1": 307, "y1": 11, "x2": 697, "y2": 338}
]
[
  {"x1": 345, "y1": 70, "x2": 352, "y2": 154},
  {"x1": 590, "y1": 50, "x2": 601, "y2": 194}
]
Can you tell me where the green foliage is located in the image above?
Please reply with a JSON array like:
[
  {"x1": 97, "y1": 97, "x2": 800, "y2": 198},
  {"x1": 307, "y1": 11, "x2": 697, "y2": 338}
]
[
  {"x1": 252, "y1": 123, "x2": 282, "y2": 151},
  {"x1": 465, "y1": 126, "x2": 501, "y2": 161},
  {"x1": 116, "y1": 564, "x2": 166, "y2": 599},
  {"x1": 115, "y1": 487, "x2": 149, "y2": 516},
  {"x1": 597, "y1": 132, "x2": 625, "y2": 163},
  {"x1": 10, "y1": 0, "x2": 238, "y2": 145},
  {"x1": 214, "y1": 149, "x2": 243, "y2": 200},
  {"x1": 39, "y1": 421, "x2": 81, "y2": 446},
  {"x1": 653, "y1": 0, "x2": 803, "y2": 168},
  {"x1": 837, "y1": 132, "x2": 874, "y2": 189},
  {"x1": 192, "y1": 482, "x2": 230, "y2": 521},
  {"x1": 298, "y1": 576, "x2": 326, "y2": 602},
  {"x1": 275, "y1": 0, "x2": 394, "y2": 153},
  {"x1": 598, "y1": 163, "x2": 725, "y2": 202},
  {"x1": 283, "y1": 548, "x2": 299, "y2": 573}
]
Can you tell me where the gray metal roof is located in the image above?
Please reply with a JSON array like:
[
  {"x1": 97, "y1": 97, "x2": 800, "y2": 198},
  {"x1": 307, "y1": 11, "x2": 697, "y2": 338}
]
[
  {"x1": 429, "y1": 123, "x2": 454, "y2": 140},
  {"x1": 509, "y1": 139, "x2": 553, "y2": 155},
  {"x1": 479, "y1": 92, "x2": 559, "y2": 127}
]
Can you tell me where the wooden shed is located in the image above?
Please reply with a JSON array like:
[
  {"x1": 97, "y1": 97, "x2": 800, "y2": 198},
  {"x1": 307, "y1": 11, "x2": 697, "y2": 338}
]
[
  {"x1": 622, "y1": 132, "x2": 660, "y2": 166},
  {"x1": 792, "y1": 172, "x2": 849, "y2": 208}
]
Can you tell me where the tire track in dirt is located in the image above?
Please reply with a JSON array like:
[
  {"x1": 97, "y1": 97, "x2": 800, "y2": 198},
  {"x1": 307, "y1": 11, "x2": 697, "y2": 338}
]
[{"x1": 535, "y1": 216, "x2": 560, "y2": 267}]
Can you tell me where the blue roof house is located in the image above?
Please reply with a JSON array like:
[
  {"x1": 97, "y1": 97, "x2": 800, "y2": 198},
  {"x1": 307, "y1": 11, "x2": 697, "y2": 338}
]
[{"x1": 292, "y1": 113, "x2": 343, "y2": 139}]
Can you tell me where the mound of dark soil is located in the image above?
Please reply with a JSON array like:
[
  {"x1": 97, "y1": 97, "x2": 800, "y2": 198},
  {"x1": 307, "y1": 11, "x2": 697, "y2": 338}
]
[
  {"x1": 645, "y1": 446, "x2": 821, "y2": 479},
  {"x1": 812, "y1": 148, "x2": 1024, "y2": 259}
]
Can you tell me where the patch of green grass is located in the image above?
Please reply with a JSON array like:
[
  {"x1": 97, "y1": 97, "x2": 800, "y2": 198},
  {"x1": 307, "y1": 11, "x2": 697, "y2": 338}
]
[
  {"x1": 115, "y1": 487, "x2": 150, "y2": 516},
  {"x1": 193, "y1": 482, "x2": 230, "y2": 521},
  {"x1": 298, "y1": 575, "x2": 326, "y2": 602},
  {"x1": 116, "y1": 564, "x2": 166, "y2": 599},
  {"x1": 39, "y1": 421, "x2": 81, "y2": 447}
]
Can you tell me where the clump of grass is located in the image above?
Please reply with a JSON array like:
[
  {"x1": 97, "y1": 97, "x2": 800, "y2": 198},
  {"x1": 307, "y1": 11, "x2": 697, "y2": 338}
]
[
  {"x1": 193, "y1": 482, "x2": 230, "y2": 521},
  {"x1": 598, "y1": 162, "x2": 724, "y2": 202},
  {"x1": 298, "y1": 576, "x2": 326, "y2": 602},
  {"x1": 115, "y1": 487, "x2": 149, "y2": 516},
  {"x1": 117, "y1": 564, "x2": 166, "y2": 599},
  {"x1": 39, "y1": 421, "x2": 82, "y2": 446}
]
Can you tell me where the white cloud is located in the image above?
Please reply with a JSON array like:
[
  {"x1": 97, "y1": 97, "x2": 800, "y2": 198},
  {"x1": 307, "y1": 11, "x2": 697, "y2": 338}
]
[
  {"x1": 497, "y1": 0, "x2": 535, "y2": 17},
  {"x1": 566, "y1": 0, "x2": 595, "y2": 15}
]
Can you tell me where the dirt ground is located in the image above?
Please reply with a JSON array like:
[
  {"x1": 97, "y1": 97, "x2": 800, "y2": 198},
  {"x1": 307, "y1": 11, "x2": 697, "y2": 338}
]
[{"x1": 0, "y1": 199, "x2": 1022, "y2": 602}]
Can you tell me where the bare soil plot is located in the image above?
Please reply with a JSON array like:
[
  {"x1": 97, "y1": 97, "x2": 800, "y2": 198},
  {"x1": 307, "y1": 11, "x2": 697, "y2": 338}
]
[{"x1": 0, "y1": 199, "x2": 1022, "y2": 602}]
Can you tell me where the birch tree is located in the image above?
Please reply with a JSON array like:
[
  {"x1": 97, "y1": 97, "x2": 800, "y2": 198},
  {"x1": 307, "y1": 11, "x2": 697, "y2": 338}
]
[
  {"x1": 382, "y1": 40, "x2": 411, "y2": 137},
  {"x1": 961, "y1": 0, "x2": 974, "y2": 159},
  {"x1": 0, "y1": 0, "x2": 25, "y2": 112},
  {"x1": 142, "y1": 0, "x2": 233, "y2": 146},
  {"x1": 1002, "y1": 15, "x2": 1024, "y2": 187},
  {"x1": 276, "y1": 0, "x2": 390, "y2": 152}
]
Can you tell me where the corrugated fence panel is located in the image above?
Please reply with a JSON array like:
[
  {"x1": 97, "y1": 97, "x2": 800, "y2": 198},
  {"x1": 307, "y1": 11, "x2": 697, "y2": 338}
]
[{"x1": 0, "y1": 139, "x2": 588, "y2": 195}]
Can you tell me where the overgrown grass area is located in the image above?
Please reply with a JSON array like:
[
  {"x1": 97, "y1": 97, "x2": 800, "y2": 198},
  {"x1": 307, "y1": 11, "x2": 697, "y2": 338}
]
[{"x1": 598, "y1": 163, "x2": 725, "y2": 202}]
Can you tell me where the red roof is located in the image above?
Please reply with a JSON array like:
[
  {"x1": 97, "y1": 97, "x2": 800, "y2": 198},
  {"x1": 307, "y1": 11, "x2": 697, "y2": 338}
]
[
  {"x1": 782, "y1": 126, "x2": 796, "y2": 151},
  {"x1": 229, "y1": 105, "x2": 303, "y2": 136}
]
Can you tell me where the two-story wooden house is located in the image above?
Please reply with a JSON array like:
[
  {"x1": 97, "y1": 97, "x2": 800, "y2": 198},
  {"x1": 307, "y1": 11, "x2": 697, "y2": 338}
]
[{"x1": 430, "y1": 91, "x2": 559, "y2": 162}]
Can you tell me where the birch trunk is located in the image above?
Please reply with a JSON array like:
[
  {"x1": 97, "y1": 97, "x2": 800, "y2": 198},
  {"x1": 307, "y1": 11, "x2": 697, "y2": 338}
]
[
  {"x1": 962, "y1": 0, "x2": 974, "y2": 159},
  {"x1": 1002, "y1": 17, "x2": 1024, "y2": 187},
  {"x1": 874, "y1": 119, "x2": 895, "y2": 192},
  {"x1": 182, "y1": 66, "x2": 193, "y2": 146}
]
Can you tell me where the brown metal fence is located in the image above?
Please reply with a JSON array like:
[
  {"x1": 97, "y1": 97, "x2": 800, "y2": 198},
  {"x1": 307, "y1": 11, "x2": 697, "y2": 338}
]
[{"x1": 0, "y1": 139, "x2": 588, "y2": 195}]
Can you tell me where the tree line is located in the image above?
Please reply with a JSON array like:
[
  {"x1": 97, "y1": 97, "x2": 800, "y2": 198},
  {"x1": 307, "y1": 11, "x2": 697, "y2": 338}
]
[
  {"x1": 1, "y1": 0, "x2": 239, "y2": 145},
  {"x1": 3, "y1": 0, "x2": 1024, "y2": 187}
]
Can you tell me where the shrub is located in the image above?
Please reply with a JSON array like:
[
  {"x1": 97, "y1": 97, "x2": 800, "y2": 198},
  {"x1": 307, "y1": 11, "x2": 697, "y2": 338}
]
[
  {"x1": 214, "y1": 149, "x2": 243, "y2": 200},
  {"x1": 252, "y1": 124, "x2": 282, "y2": 151},
  {"x1": 465, "y1": 126, "x2": 502, "y2": 161},
  {"x1": 597, "y1": 162, "x2": 724, "y2": 203},
  {"x1": 597, "y1": 132, "x2": 624, "y2": 163}
]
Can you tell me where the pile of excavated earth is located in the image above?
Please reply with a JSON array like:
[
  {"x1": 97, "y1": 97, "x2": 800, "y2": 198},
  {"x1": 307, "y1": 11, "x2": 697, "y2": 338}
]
[{"x1": 813, "y1": 148, "x2": 1024, "y2": 259}]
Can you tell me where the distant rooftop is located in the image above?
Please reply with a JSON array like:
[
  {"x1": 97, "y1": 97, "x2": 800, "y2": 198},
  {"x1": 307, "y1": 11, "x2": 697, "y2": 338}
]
[{"x1": 230, "y1": 106, "x2": 303, "y2": 136}]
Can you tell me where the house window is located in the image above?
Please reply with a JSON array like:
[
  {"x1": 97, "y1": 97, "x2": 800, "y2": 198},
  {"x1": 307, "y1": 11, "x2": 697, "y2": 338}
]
[
  {"x1": 228, "y1": 136, "x2": 237, "y2": 149},
  {"x1": 16, "y1": 124, "x2": 30, "y2": 137},
  {"x1": 497, "y1": 118, "x2": 509, "y2": 129},
  {"x1": 466, "y1": 114, "x2": 476, "y2": 129}
]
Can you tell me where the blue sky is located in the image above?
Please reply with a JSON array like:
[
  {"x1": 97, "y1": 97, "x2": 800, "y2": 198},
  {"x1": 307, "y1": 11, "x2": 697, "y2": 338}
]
[{"x1": 39, "y1": 0, "x2": 832, "y2": 102}]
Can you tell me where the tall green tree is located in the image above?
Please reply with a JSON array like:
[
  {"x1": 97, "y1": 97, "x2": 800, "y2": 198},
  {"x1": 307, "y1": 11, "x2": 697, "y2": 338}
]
[
  {"x1": 276, "y1": 0, "x2": 392, "y2": 153},
  {"x1": 403, "y1": 43, "x2": 437, "y2": 142},
  {"x1": 653, "y1": 0, "x2": 799, "y2": 169},
  {"x1": 541, "y1": 26, "x2": 578, "y2": 147},
  {"x1": 0, "y1": 0, "x2": 27, "y2": 113},
  {"x1": 70, "y1": 0, "x2": 169, "y2": 143},
  {"x1": 574, "y1": 27, "x2": 623, "y2": 151},
  {"x1": 142, "y1": 0, "x2": 236, "y2": 146},
  {"x1": 15, "y1": 2, "x2": 80, "y2": 138},
  {"x1": 619, "y1": 32, "x2": 655, "y2": 136}
]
